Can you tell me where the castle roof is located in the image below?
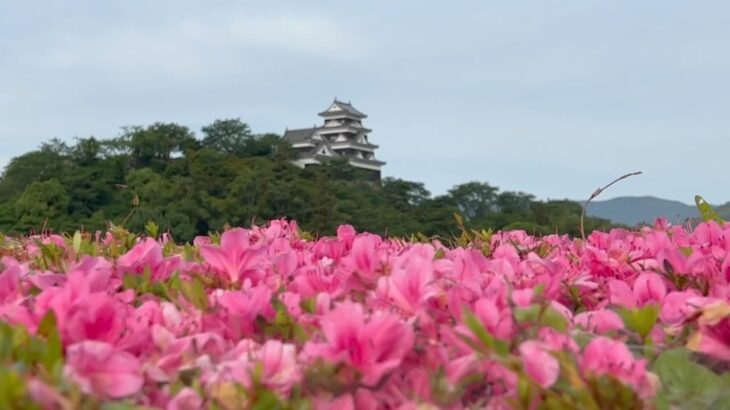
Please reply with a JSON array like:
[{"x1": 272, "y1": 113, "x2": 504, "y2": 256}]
[
  {"x1": 318, "y1": 99, "x2": 367, "y2": 118},
  {"x1": 282, "y1": 127, "x2": 317, "y2": 143},
  {"x1": 284, "y1": 100, "x2": 385, "y2": 173}
]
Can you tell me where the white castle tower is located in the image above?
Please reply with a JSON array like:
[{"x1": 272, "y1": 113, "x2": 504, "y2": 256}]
[{"x1": 283, "y1": 99, "x2": 385, "y2": 180}]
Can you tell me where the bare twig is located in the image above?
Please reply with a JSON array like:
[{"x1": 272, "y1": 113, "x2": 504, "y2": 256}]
[
  {"x1": 118, "y1": 195, "x2": 140, "y2": 227},
  {"x1": 119, "y1": 208, "x2": 136, "y2": 227},
  {"x1": 580, "y1": 171, "x2": 643, "y2": 240}
]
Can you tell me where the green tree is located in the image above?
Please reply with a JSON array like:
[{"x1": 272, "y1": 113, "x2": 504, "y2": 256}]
[
  {"x1": 447, "y1": 181, "x2": 499, "y2": 221},
  {"x1": 201, "y1": 118, "x2": 252, "y2": 156},
  {"x1": 382, "y1": 178, "x2": 431, "y2": 211},
  {"x1": 415, "y1": 195, "x2": 460, "y2": 237},
  {"x1": 126, "y1": 123, "x2": 198, "y2": 168},
  {"x1": 0, "y1": 121, "x2": 619, "y2": 241},
  {"x1": 14, "y1": 179, "x2": 70, "y2": 232},
  {"x1": 0, "y1": 150, "x2": 71, "y2": 201},
  {"x1": 71, "y1": 137, "x2": 102, "y2": 165}
]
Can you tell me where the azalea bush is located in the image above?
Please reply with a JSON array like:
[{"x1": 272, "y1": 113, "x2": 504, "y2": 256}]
[{"x1": 1, "y1": 217, "x2": 730, "y2": 409}]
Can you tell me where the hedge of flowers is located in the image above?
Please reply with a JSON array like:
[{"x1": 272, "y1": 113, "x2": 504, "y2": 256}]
[{"x1": 1, "y1": 217, "x2": 730, "y2": 409}]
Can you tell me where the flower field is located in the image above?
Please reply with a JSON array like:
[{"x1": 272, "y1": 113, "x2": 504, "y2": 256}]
[{"x1": 1, "y1": 218, "x2": 730, "y2": 409}]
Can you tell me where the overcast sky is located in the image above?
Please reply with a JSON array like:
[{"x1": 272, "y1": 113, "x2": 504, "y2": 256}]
[{"x1": 2, "y1": 1, "x2": 729, "y2": 203}]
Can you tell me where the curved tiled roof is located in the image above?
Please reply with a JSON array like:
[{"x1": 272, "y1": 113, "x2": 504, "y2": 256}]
[
  {"x1": 282, "y1": 127, "x2": 317, "y2": 143},
  {"x1": 318, "y1": 100, "x2": 367, "y2": 118}
]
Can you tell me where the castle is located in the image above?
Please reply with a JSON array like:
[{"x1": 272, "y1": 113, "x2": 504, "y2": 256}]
[{"x1": 283, "y1": 99, "x2": 385, "y2": 180}]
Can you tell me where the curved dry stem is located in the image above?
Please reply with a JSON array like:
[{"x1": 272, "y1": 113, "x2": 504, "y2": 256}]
[{"x1": 580, "y1": 171, "x2": 643, "y2": 241}]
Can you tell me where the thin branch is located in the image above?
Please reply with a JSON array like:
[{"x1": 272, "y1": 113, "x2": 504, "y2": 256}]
[
  {"x1": 580, "y1": 171, "x2": 643, "y2": 240},
  {"x1": 119, "y1": 207, "x2": 137, "y2": 227}
]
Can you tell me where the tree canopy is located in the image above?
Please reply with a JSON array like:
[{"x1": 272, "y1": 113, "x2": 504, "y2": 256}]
[{"x1": 0, "y1": 119, "x2": 614, "y2": 241}]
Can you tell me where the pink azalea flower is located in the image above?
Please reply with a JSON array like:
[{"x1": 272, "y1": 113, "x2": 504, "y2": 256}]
[
  {"x1": 607, "y1": 272, "x2": 666, "y2": 308},
  {"x1": 27, "y1": 378, "x2": 70, "y2": 409},
  {"x1": 26, "y1": 271, "x2": 67, "y2": 291},
  {"x1": 581, "y1": 337, "x2": 656, "y2": 398},
  {"x1": 448, "y1": 248, "x2": 488, "y2": 296},
  {"x1": 65, "y1": 341, "x2": 144, "y2": 398},
  {"x1": 26, "y1": 234, "x2": 66, "y2": 257},
  {"x1": 313, "y1": 389, "x2": 377, "y2": 410},
  {"x1": 0, "y1": 258, "x2": 23, "y2": 304},
  {"x1": 511, "y1": 288, "x2": 535, "y2": 307},
  {"x1": 313, "y1": 238, "x2": 348, "y2": 262},
  {"x1": 279, "y1": 291, "x2": 303, "y2": 319},
  {"x1": 294, "y1": 264, "x2": 346, "y2": 299},
  {"x1": 63, "y1": 292, "x2": 125, "y2": 344},
  {"x1": 659, "y1": 290, "x2": 702, "y2": 326},
  {"x1": 200, "y1": 228, "x2": 266, "y2": 284},
  {"x1": 10, "y1": 218, "x2": 730, "y2": 407},
  {"x1": 687, "y1": 301, "x2": 730, "y2": 361},
  {"x1": 167, "y1": 388, "x2": 203, "y2": 410},
  {"x1": 538, "y1": 328, "x2": 579, "y2": 353},
  {"x1": 214, "y1": 286, "x2": 274, "y2": 339},
  {"x1": 117, "y1": 238, "x2": 180, "y2": 281},
  {"x1": 336, "y1": 224, "x2": 356, "y2": 249},
  {"x1": 211, "y1": 340, "x2": 300, "y2": 398},
  {"x1": 468, "y1": 298, "x2": 514, "y2": 340},
  {"x1": 376, "y1": 253, "x2": 439, "y2": 315},
  {"x1": 574, "y1": 309, "x2": 625, "y2": 334},
  {"x1": 0, "y1": 304, "x2": 36, "y2": 331},
  {"x1": 519, "y1": 341, "x2": 559, "y2": 388},
  {"x1": 257, "y1": 340, "x2": 302, "y2": 395},
  {"x1": 653, "y1": 238, "x2": 709, "y2": 278},
  {"x1": 68, "y1": 256, "x2": 114, "y2": 292},
  {"x1": 346, "y1": 234, "x2": 383, "y2": 285},
  {"x1": 303, "y1": 302, "x2": 414, "y2": 386},
  {"x1": 193, "y1": 236, "x2": 211, "y2": 247}
]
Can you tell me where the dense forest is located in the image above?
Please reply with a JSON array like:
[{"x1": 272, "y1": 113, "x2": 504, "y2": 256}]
[{"x1": 0, "y1": 119, "x2": 613, "y2": 241}]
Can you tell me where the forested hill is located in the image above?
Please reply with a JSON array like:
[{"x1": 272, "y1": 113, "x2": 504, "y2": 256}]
[
  {"x1": 586, "y1": 196, "x2": 730, "y2": 226},
  {"x1": 0, "y1": 119, "x2": 613, "y2": 241}
]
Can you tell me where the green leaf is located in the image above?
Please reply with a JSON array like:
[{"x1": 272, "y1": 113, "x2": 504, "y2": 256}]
[
  {"x1": 292, "y1": 323, "x2": 309, "y2": 344},
  {"x1": 514, "y1": 304, "x2": 568, "y2": 332},
  {"x1": 299, "y1": 298, "x2": 316, "y2": 314},
  {"x1": 145, "y1": 220, "x2": 160, "y2": 239},
  {"x1": 251, "y1": 387, "x2": 283, "y2": 410},
  {"x1": 653, "y1": 348, "x2": 730, "y2": 409},
  {"x1": 37, "y1": 311, "x2": 63, "y2": 373},
  {"x1": 541, "y1": 308, "x2": 569, "y2": 332},
  {"x1": 183, "y1": 244, "x2": 196, "y2": 261},
  {"x1": 517, "y1": 376, "x2": 532, "y2": 407},
  {"x1": 102, "y1": 402, "x2": 156, "y2": 410},
  {"x1": 72, "y1": 231, "x2": 82, "y2": 254},
  {"x1": 434, "y1": 248, "x2": 446, "y2": 259},
  {"x1": 167, "y1": 272, "x2": 182, "y2": 291},
  {"x1": 0, "y1": 368, "x2": 30, "y2": 409},
  {"x1": 181, "y1": 277, "x2": 209, "y2": 311},
  {"x1": 453, "y1": 212, "x2": 465, "y2": 228},
  {"x1": 695, "y1": 195, "x2": 724, "y2": 224},
  {"x1": 618, "y1": 304, "x2": 659, "y2": 340},
  {"x1": 514, "y1": 305, "x2": 541, "y2": 323},
  {"x1": 462, "y1": 308, "x2": 509, "y2": 357},
  {"x1": 141, "y1": 267, "x2": 152, "y2": 292},
  {"x1": 0, "y1": 324, "x2": 14, "y2": 361},
  {"x1": 122, "y1": 274, "x2": 139, "y2": 290}
]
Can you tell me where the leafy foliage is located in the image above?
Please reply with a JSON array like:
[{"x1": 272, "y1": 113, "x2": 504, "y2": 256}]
[
  {"x1": 652, "y1": 348, "x2": 730, "y2": 409},
  {"x1": 0, "y1": 218, "x2": 729, "y2": 407},
  {"x1": 0, "y1": 119, "x2": 613, "y2": 241}
]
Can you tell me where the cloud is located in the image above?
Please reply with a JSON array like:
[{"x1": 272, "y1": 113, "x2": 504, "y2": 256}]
[
  {"x1": 225, "y1": 14, "x2": 360, "y2": 57},
  {"x1": 39, "y1": 12, "x2": 366, "y2": 82},
  {"x1": 2, "y1": 1, "x2": 730, "y2": 202}
]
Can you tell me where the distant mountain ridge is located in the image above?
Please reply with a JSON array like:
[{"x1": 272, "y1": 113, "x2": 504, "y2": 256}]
[{"x1": 584, "y1": 196, "x2": 730, "y2": 226}]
